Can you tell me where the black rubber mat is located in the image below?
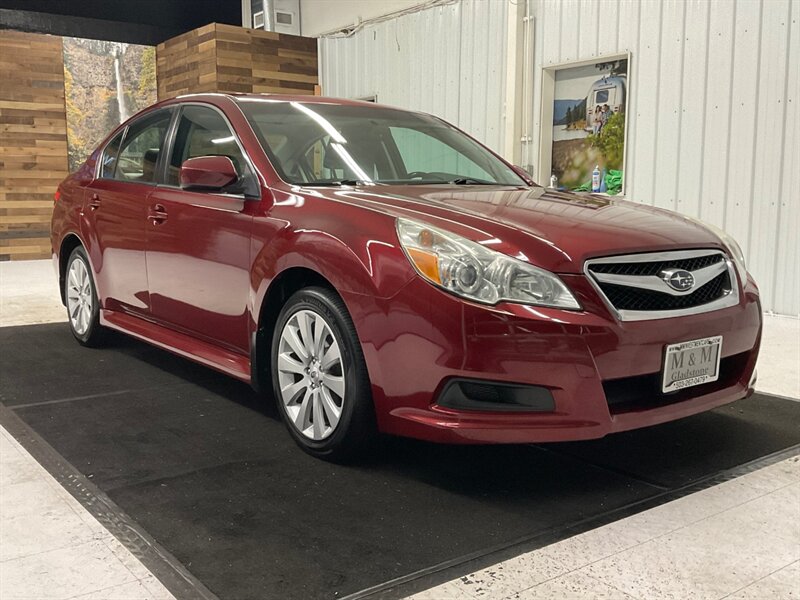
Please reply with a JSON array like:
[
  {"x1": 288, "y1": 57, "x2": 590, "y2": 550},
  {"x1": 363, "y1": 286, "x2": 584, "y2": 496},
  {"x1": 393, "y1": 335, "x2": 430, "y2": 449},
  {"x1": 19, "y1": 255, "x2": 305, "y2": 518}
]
[{"x1": 2, "y1": 323, "x2": 799, "y2": 600}]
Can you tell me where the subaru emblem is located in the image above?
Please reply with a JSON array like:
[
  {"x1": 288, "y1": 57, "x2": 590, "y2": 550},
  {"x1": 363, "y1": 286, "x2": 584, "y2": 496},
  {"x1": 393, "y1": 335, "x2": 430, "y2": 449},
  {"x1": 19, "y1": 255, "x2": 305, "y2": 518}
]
[{"x1": 660, "y1": 268, "x2": 695, "y2": 292}]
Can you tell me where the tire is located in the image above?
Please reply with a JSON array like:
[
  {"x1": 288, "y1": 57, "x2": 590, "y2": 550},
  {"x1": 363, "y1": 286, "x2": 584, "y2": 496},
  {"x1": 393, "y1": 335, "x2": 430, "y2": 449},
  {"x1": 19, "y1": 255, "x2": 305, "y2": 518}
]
[
  {"x1": 64, "y1": 246, "x2": 106, "y2": 347},
  {"x1": 271, "y1": 286, "x2": 375, "y2": 461}
]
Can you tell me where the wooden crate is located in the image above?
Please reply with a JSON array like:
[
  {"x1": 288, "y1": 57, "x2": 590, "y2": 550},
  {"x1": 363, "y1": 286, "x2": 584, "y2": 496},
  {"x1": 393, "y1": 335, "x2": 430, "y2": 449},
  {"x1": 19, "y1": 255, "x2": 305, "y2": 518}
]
[
  {"x1": 157, "y1": 23, "x2": 318, "y2": 99},
  {"x1": 0, "y1": 30, "x2": 69, "y2": 261}
]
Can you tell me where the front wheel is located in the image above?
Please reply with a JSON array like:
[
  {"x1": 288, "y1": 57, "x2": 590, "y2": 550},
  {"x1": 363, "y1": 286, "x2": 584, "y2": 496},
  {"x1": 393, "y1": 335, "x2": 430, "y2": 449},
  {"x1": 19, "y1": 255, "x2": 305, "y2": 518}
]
[
  {"x1": 271, "y1": 287, "x2": 375, "y2": 461},
  {"x1": 65, "y1": 246, "x2": 106, "y2": 347}
]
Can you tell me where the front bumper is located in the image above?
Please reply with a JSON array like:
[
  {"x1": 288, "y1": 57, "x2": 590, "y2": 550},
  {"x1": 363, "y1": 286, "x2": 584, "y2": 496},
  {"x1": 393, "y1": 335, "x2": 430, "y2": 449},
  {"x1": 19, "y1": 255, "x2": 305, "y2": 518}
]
[{"x1": 343, "y1": 272, "x2": 762, "y2": 444}]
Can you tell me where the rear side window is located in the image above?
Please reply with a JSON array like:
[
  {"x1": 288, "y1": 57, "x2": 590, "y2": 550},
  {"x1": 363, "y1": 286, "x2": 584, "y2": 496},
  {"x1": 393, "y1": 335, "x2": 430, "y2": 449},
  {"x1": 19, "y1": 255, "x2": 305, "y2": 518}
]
[
  {"x1": 100, "y1": 130, "x2": 124, "y2": 179},
  {"x1": 115, "y1": 110, "x2": 172, "y2": 183},
  {"x1": 167, "y1": 105, "x2": 251, "y2": 186}
]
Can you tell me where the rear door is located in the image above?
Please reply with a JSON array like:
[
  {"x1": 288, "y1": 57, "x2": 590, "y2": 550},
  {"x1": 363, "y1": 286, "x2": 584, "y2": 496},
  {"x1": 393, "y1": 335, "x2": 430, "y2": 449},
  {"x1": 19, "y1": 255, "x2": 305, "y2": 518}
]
[
  {"x1": 145, "y1": 104, "x2": 257, "y2": 353},
  {"x1": 83, "y1": 109, "x2": 172, "y2": 315}
]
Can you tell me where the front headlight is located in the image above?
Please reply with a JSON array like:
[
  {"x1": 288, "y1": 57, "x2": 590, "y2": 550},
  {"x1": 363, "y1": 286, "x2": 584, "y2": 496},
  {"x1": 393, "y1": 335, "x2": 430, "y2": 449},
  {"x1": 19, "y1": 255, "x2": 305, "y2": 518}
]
[
  {"x1": 686, "y1": 216, "x2": 747, "y2": 283},
  {"x1": 716, "y1": 228, "x2": 747, "y2": 283},
  {"x1": 396, "y1": 218, "x2": 580, "y2": 309}
]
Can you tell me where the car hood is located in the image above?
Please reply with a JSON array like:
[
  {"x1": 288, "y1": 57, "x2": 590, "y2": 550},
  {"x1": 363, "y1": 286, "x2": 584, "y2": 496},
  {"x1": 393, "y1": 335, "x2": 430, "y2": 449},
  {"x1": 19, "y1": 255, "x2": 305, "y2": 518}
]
[{"x1": 304, "y1": 185, "x2": 726, "y2": 274}]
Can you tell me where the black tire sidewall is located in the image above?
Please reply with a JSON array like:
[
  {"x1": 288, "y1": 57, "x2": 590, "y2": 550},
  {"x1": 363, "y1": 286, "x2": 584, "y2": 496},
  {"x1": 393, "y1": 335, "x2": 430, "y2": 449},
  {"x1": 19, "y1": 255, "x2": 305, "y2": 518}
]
[
  {"x1": 65, "y1": 246, "x2": 103, "y2": 346},
  {"x1": 270, "y1": 287, "x2": 371, "y2": 459}
]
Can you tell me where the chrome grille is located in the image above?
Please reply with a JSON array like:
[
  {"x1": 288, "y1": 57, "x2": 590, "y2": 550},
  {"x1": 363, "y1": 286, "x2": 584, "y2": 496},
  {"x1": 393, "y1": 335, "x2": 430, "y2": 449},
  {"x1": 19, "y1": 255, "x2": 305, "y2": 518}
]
[
  {"x1": 589, "y1": 253, "x2": 724, "y2": 276},
  {"x1": 600, "y1": 271, "x2": 730, "y2": 311},
  {"x1": 585, "y1": 249, "x2": 739, "y2": 321}
]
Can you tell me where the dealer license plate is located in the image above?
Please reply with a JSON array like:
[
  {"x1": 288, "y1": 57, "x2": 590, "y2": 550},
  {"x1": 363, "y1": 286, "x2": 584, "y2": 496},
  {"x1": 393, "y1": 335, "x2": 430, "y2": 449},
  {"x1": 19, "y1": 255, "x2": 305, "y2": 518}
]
[{"x1": 662, "y1": 336, "x2": 722, "y2": 393}]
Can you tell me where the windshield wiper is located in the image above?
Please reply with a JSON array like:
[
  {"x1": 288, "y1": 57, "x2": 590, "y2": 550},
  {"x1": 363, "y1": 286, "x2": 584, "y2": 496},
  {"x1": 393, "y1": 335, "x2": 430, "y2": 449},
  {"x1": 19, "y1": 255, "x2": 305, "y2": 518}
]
[
  {"x1": 301, "y1": 179, "x2": 369, "y2": 187},
  {"x1": 449, "y1": 177, "x2": 495, "y2": 185}
]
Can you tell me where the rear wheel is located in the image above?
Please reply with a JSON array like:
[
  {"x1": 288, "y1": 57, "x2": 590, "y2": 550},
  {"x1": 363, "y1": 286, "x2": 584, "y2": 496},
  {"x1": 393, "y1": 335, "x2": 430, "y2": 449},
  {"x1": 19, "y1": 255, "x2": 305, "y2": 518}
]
[
  {"x1": 65, "y1": 246, "x2": 105, "y2": 347},
  {"x1": 271, "y1": 287, "x2": 374, "y2": 461}
]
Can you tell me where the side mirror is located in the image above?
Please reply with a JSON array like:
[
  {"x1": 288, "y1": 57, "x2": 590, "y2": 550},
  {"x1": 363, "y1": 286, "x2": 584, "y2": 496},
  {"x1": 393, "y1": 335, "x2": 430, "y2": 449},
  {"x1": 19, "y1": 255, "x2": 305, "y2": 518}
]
[{"x1": 180, "y1": 156, "x2": 239, "y2": 192}]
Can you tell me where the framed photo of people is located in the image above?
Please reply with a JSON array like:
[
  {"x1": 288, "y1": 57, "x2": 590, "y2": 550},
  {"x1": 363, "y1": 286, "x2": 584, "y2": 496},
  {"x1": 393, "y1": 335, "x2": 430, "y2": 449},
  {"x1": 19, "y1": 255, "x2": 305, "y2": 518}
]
[{"x1": 538, "y1": 53, "x2": 630, "y2": 195}]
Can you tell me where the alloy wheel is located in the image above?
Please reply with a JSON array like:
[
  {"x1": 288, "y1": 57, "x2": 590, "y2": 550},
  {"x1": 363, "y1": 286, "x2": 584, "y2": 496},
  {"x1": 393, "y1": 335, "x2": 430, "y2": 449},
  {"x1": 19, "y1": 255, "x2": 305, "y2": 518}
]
[
  {"x1": 277, "y1": 309, "x2": 346, "y2": 441},
  {"x1": 67, "y1": 258, "x2": 93, "y2": 336}
]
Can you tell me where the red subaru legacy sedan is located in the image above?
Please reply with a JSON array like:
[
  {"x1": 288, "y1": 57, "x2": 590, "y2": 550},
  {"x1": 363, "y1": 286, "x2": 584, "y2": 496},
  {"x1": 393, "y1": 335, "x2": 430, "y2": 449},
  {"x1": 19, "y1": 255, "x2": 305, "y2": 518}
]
[{"x1": 51, "y1": 94, "x2": 761, "y2": 460}]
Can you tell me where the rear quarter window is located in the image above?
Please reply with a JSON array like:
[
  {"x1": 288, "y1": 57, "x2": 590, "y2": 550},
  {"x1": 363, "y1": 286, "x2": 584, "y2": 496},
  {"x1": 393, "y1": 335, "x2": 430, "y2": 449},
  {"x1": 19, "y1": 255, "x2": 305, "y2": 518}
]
[{"x1": 99, "y1": 130, "x2": 124, "y2": 179}]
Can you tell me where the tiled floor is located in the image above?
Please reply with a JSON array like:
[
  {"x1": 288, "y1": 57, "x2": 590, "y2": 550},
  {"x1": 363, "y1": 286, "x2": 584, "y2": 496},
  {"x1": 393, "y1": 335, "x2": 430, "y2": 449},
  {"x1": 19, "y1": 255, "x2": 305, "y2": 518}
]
[
  {"x1": 0, "y1": 426, "x2": 175, "y2": 600},
  {"x1": 1, "y1": 259, "x2": 799, "y2": 599},
  {"x1": 411, "y1": 458, "x2": 800, "y2": 600},
  {"x1": 0, "y1": 260, "x2": 65, "y2": 328}
]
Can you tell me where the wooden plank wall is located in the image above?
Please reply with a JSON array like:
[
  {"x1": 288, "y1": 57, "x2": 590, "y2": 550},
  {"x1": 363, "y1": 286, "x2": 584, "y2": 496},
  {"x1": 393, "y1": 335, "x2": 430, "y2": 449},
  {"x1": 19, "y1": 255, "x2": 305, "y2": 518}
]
[
  {"x1": 157, "y1": 23, "x2": 318, "y2": 99},
  {"x1": 0, "y1": 23, "x2": 317, "y2": 261},
  {"x1": 156, "y1": 23, "x2": 219, "y2": 99},
  {"x1": 0, "y1": 30, "x2": 69, "y2": 261}
]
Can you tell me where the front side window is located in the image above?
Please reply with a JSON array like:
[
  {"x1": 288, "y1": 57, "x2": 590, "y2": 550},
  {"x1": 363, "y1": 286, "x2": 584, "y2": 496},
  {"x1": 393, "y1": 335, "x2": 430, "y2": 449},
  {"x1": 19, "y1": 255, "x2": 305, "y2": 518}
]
[
  {"x1": 237, "y1": 99, "x2": 525, "y2": 186},
  {"x1": 115, "y1": 110, "x2": 172, "y2": 183},
  {"x1": 167, "y1": 105, "x2": 253, "y2": 188}
]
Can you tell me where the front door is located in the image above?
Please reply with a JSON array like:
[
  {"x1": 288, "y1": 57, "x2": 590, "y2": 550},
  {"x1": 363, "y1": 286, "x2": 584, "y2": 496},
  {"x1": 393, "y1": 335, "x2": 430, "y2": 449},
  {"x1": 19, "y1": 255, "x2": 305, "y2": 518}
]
[
  {"x1": 84, "y1": 109, "x2": 172, "y2": 315},
  {"x1": 145, "y1": 104, "x2": 257, "y2": 353}
]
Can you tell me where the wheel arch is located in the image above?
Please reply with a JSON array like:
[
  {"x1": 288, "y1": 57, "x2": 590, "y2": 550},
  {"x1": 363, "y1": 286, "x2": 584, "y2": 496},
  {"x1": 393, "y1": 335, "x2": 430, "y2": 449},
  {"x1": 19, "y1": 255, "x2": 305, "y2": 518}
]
[
  {"x1": 57, "y1": 233, "x2": 87, "y2": 305},
  {"x1": 250, "y1": 266, "x2": 341, "y2": 393}
]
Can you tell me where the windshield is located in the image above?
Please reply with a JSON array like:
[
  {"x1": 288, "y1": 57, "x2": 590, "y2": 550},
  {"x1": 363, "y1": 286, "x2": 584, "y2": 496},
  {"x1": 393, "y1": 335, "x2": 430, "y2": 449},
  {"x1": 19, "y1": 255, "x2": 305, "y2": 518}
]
[{"x1": 236, "y1": 99, "x2": 526, "y2": 186}]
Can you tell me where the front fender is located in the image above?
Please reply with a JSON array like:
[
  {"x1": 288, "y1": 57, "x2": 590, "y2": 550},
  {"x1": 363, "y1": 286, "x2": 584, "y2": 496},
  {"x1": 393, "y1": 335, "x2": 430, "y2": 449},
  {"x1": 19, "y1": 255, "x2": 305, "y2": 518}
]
[
  {"x1": 250, "y1": 200, "x2": 416, "y2": 316},
  {"x1": 248, "y1": 207, "x2": 417, "y2": 394}
]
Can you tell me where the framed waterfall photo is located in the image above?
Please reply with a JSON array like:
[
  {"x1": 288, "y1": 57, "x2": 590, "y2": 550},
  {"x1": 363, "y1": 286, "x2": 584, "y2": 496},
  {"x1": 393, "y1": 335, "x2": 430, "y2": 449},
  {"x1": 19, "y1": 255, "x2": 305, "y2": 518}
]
[{"x1": 62, "y1": 38, "x2": 157, "y2": 172}]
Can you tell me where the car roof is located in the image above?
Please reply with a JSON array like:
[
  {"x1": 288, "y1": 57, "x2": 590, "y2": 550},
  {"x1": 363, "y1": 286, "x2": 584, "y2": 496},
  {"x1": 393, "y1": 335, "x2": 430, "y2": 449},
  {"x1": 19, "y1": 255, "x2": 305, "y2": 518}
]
[{"x1": 156, "y1": 92, "x2": 380, "y2": 109}]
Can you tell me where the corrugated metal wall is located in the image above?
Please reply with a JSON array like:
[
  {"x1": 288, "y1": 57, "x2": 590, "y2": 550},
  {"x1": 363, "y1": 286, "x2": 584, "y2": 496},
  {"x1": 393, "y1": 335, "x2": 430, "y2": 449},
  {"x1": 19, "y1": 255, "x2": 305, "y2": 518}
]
[
  {"x1": 318, "y1": 0, "x2": 798, "y2": 316},
  {"x1": 318, "y1": 0, "x2": 510, "y2": 155},
  {"x1": 527, "y1": 0, "x2": 799, "y2": 316}
]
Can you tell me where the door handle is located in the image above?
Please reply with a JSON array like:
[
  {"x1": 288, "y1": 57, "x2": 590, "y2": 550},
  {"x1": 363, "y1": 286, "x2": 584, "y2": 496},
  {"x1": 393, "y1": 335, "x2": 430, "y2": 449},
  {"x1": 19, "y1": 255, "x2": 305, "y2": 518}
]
[
  {"x1": 148, "y1": 204, "x2": 168, "y2": 224},
  {"x1": 88, "y1": 194, "x2": 101, "y2": 210}
]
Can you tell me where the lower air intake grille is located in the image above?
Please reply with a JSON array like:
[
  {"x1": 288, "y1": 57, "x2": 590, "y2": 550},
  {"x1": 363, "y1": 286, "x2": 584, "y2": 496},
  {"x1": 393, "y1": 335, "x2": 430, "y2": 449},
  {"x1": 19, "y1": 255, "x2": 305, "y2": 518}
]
[{"x1": 603, "y1": 351, "x2": 750, "y2": 414}]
